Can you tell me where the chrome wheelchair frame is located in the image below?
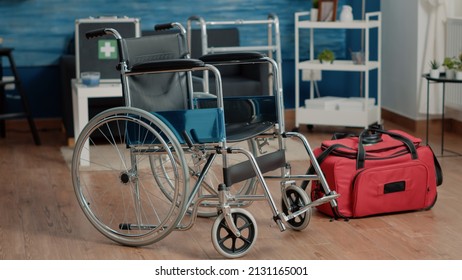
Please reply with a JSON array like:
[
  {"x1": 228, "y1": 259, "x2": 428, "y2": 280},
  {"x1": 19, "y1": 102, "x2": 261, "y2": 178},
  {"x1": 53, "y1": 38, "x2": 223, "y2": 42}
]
[{"x1": 71, "y1": 23, "x2": 338, "y2": 258}]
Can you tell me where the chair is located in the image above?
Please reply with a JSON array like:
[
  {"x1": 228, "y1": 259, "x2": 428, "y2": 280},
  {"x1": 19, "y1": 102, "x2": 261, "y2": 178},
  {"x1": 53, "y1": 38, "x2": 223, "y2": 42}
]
[
  {"x1": 187, "y1": 14, "x2": 282, "y2": 97},
  {"x1": 0, "y1": 48, "x2": 40, "y2": 145},
  {"x1": 70, "y1": 22, "x2": 339, "y2": 258},
  {"x1": 188, "y1": 28, "x2": 268, "y2": 97}
]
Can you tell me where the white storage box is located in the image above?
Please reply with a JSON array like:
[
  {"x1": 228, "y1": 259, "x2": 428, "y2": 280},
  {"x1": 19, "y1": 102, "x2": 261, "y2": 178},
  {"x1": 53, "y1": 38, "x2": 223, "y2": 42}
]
[
  {"x1": 75, "y1": 16, "x2": 141, "y2": 81},
  {"x1": 304, "y1": 96, "x2": 346, "y2": 110},
  {"x1": 338, "y1": 97, "x2": 376, "y2": 111}
]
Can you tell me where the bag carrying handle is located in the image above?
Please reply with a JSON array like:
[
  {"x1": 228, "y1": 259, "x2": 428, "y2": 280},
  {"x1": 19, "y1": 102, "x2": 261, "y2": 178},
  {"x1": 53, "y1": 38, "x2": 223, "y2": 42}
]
[
  {"x1": 305, "y1": 128, "x2": 420, "y2": 180},
  {"x1": 356, "y1": 128, "x2": 418, "y2": 169}
]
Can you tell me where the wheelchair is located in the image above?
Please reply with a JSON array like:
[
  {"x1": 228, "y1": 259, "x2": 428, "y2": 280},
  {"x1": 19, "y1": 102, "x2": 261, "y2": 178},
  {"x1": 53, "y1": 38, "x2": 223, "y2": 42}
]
[{"x1": 71, "y1": 22, "x2": 339, "y2": 258}]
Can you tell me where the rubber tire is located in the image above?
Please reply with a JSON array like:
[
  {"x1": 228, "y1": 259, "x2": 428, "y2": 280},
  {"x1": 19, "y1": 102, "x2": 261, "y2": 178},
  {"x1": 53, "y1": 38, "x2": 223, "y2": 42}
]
[{"x1": 211, "y1": 208, "x2": 258, "y2": 258}]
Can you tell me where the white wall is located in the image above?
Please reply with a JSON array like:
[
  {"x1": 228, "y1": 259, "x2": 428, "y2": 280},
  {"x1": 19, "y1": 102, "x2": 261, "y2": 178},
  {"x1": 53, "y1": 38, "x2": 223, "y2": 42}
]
[
  {"x1": 446, "y1": 2, "x2": 462, "y2": 121},
  {"x1": 455, "y1": 1, "x2": 462, "y2": 16},
  {"x1": 381, "y1": 0, "x2": 420, "y2": 120},
  {"x1": 382, "y1": 0, "x2": 461, "y2": 121}
]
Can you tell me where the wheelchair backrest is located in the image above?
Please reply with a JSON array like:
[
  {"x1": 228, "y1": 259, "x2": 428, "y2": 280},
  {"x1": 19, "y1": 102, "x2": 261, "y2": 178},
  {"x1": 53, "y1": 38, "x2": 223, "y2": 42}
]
[{"x1": 122, "y1": 31, "x2": 191, "y2": 112}]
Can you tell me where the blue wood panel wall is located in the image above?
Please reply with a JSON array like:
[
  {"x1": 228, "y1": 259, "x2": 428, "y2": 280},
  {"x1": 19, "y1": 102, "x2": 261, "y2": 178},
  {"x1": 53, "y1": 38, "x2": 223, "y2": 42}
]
[
  {"x1": 0, "y1": 0, "x2": 379, "y2": 119},
  {"x1": 0, "y1": 0, "x2": 347, "y2": 66}
]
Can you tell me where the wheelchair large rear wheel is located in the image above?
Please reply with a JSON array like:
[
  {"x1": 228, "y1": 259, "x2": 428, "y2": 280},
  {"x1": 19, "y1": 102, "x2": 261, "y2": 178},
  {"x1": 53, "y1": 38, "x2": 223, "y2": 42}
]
[{"x1": 72, "y1": 107, "x2": 189, "y2": 246}]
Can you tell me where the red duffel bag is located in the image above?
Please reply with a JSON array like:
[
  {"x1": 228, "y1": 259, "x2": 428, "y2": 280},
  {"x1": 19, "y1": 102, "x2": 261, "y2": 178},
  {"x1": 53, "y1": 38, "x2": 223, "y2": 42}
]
[{"x1": 309, "y1": 128, "x2": 443, "y2": 219}]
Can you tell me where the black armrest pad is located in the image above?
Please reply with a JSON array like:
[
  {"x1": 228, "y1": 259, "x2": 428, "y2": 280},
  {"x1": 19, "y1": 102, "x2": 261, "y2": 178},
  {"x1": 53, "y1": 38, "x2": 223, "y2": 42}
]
[
  {"x1": 200, "y1": 52, "x2": 265, "y2": 64},
  {"x1": 130, "y1": 59, "x2": 205, "y2": 73}
]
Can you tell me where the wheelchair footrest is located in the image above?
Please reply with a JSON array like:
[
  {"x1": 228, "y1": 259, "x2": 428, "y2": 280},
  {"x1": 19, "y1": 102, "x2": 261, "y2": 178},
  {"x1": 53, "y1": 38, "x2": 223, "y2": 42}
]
[
  {"x1": 284, "y1": 193, "x2": 340, "y2": 222},
  {"x1": 307, "y1": 193, "x2": 340, "y2": 208}
]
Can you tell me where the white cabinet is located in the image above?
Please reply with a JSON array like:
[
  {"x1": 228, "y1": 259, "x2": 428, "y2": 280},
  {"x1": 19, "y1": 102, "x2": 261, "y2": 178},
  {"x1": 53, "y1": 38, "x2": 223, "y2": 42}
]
[{"x1": 294, "y1": 11, "x2": 381, "y2": 129}]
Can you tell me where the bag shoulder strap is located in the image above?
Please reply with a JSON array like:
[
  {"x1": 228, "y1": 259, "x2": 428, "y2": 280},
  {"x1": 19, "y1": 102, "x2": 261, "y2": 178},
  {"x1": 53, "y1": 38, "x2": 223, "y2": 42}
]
[{"x1": 307, "y1": 143, "x2": 354, "y2": 174}]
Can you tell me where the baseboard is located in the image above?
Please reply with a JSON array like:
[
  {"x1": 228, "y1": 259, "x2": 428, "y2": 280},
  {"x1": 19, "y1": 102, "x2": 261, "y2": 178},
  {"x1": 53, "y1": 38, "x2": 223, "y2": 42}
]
[
  {"x1": 449, "y1": 118, "x2": 462, "y2": 134},
  {"x1": 381, "y1": 108, "x2": 462, "y2": 136},
  {"x1": 4, "y1": 118, "x2": 63, "y2": 130},
  {"x1": 285, "y1": 108, "x2": 408, "y2": 132},
  {"x1": 380, "y1": 108, "x2": 427, "y2": 133},
  {"x1": 286, "y1": 108, "x2": 462, "y2": 136},
  {"x1": 4, "y1": 111, "x2": 461, "y2": 139}
]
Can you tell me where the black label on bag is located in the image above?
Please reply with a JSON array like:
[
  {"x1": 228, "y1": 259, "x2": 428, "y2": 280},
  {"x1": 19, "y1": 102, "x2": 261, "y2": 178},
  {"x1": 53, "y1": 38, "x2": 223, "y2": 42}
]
[{"x1": 384, "y1": 181, "x2": 406, "y2": 194}]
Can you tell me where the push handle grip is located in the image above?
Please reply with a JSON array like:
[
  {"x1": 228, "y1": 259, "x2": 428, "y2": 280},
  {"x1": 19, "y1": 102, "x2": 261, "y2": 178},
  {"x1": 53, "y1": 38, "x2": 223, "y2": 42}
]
[
  {"x1": 86, "y1": 28, "x2": 122, "y2": 40},
  {"x1": 187, "y1": 15, "x2": 202, "y2": 21},
  {"x1": 85, "y1": 28, "x2": 109, "y2": 39},
  {"x1": 155, "y1": 23, "x2": 174, "y2": 31}
]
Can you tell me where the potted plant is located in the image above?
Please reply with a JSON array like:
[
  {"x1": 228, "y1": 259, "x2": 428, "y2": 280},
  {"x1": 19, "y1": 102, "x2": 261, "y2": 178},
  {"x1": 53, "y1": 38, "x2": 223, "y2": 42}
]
[
  {"x1": 429, "y1": 59, "x2": 440, "y2": 78},
  {"x1": 455, "y1": 61, "x2": 462, "y2": 80},
  {"x1": 318, "y1": 49, "x2": 335, "y2": 64},
  {"x1": 443, "y1": 57, "x2": 456, "y2": 80},
  {"x1": 311, "y1": 0, "x2": 319, "y2": 21}
]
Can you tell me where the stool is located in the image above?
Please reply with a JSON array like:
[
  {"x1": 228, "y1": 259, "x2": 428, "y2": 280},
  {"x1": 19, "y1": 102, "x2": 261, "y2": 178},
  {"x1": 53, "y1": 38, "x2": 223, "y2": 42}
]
[{"x1": 0, "y1": 48, "x2": 40, "y2": 145}]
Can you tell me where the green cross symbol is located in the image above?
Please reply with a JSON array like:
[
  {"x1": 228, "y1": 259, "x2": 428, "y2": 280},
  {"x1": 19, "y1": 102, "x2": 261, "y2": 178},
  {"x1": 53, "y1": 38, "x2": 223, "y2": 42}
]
[{"x1": 98, "y1": 40, "x2": 118, "y2": 59}]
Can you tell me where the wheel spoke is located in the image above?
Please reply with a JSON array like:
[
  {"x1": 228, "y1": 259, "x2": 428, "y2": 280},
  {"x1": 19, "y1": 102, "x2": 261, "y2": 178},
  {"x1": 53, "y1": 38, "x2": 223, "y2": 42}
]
[
  {"x1": 220, "y1": 219, "x2": 234, "y2": 235},
  {"x1": 238, "y1": 235, "x2": 252, "y2": 245},
  {"x1": 231, "y1": 237, "x2": 237, "y2": 252},
  {"x1": 218, "y1": 233, "x2": 234, "y2": 246},
  {"x1": 238, "y1": 221, "x2": 252, "y2": 231}
]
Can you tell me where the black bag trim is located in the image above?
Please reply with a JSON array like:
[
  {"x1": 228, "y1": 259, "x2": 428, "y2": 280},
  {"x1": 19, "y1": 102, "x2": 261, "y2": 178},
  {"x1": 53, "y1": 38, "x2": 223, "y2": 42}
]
[{"x1": 384, "y1": 181, "x2": 406, "y2": 194}]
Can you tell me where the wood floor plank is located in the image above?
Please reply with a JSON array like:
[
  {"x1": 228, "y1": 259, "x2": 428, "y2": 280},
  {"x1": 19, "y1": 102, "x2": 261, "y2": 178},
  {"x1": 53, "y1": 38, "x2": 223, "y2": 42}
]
[{"x1": 1, "y1": 120, "x2": 462, "y2": 260}]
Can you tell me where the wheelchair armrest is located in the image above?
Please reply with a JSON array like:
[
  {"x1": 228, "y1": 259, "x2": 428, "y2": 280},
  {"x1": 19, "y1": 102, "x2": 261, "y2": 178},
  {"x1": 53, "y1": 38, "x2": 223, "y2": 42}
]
[
  {"x1": 199, "y1": 52, "x2": 265, "y2": 64},
  {"x1": 130, "y1": 58, "x2": 205, "y2": 73}
]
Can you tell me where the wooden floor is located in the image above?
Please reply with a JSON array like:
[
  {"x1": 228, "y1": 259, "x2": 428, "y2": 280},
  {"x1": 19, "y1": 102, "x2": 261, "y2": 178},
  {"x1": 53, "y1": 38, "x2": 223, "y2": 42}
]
[{"x1": 1, "y1": 119, "x2": 462, "y2": 260}]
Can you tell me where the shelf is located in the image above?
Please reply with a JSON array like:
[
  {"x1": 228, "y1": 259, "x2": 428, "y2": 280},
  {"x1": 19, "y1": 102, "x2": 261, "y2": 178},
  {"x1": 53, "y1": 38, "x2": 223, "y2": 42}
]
[
  {"x1": 297, "y1": 19, "x2": 380, "y2": 29},
  {"x1": 298, "y1": 60, "x2": 379, "y2": 72},
  {"x1": 294, "y1": 11, "x2": 381, "y2": 129},
  {"x1": 73, "y1": 80, "x2": 122, "y2": 98},
  {"x1": 295, "y1": 106, "x2": 380, "y2": 128}
]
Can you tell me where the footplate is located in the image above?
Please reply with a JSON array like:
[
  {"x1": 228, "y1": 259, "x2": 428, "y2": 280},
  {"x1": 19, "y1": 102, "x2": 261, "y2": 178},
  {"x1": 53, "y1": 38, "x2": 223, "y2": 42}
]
[{"x1": 283, "y1": 193, "x2": 340, "y2": 221}]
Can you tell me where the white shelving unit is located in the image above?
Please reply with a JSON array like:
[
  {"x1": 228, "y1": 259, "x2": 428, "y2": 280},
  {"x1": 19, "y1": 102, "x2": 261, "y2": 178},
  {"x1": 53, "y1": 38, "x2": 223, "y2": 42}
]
[{"x1": 294, "y1": 11, "x2": 381, "y2": 129}]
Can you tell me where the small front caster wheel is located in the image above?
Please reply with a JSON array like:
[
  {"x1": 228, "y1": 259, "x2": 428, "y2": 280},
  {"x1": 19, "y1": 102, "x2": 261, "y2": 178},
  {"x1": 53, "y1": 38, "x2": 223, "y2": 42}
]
[
  {"x1": 282, "y1": 185, "x2": 312, "y2": 231},
  {"x1": 211, "y1": 208, "x2": 258, "y2": 258}
]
